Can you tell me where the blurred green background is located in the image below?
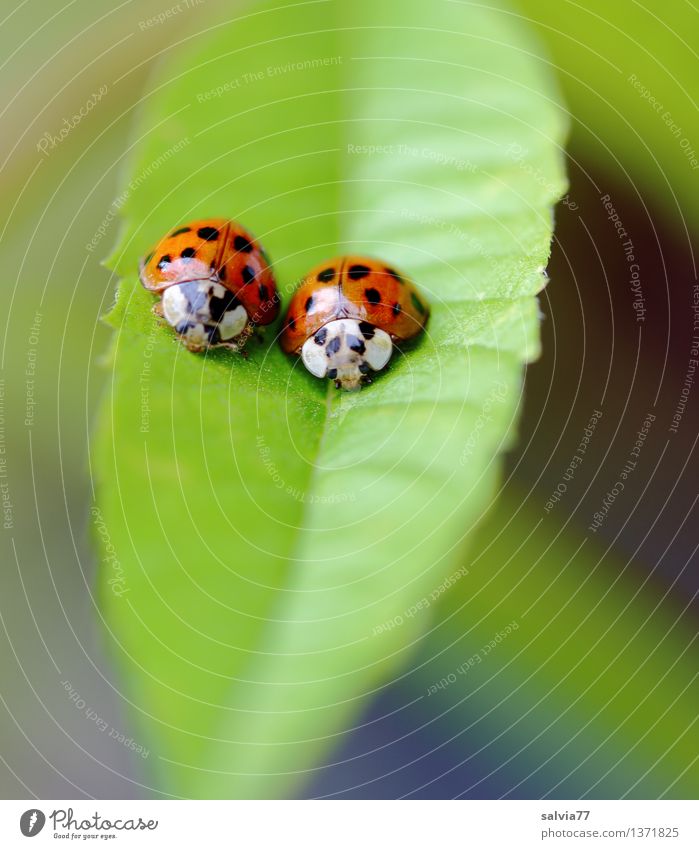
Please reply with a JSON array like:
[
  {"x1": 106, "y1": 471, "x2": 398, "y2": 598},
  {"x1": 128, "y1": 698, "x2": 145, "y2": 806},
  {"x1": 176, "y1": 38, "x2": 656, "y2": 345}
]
[{"x1": 0, "y1": 0, "x2": 697, "y2": 798}]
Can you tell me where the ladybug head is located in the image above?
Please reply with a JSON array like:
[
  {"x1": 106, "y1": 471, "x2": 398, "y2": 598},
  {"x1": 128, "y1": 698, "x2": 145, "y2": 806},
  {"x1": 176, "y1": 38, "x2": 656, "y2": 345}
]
[{"x1": 301, "y1": 318, "x2": 392, "y2": 390}]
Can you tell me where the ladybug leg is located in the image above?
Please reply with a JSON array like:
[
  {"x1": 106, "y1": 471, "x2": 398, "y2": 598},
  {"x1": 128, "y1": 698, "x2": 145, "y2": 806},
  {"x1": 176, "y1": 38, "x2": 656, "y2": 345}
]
[
  {"x1": 182, "y1": 339, "x2": 206, "y2": 354},
  {"x1": 152, "y1": 300, "x2": 165, "y2": 319}
]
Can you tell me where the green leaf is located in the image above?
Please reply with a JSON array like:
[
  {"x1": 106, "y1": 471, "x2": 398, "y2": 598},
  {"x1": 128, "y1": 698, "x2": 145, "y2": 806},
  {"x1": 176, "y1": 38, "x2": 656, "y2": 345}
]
[
  {"x1": 516, "y1": 0, "x2": 699, "y2": 229},
  {"x1": 94, "y1": 0, "x2": 567, "y2": 798}
]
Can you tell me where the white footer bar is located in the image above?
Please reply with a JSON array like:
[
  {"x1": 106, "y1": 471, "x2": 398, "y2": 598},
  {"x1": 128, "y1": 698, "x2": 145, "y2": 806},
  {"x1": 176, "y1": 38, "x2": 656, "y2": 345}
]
[{"x1": 2, "y1": 800, "x2": 697, "y2": 848}]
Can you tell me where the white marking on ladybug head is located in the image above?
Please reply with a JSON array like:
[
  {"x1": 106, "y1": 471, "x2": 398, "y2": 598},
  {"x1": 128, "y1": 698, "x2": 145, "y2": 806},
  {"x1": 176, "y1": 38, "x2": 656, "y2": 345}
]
[
  {"x1": 301, "y1": 336, "x2": 329, "y2": 378},
  {"x1": 161, "y1": 280, "x2": 248, "y2": 348},
  {"x1": 161, "y1": 282, "x2": 190, "y2": 327},
  {"x1": 301, "y1": 318, "x2": 392, "y2": 390},
  {"x1": 217, "y1": 304, "x2": 247, "y2": 340}
]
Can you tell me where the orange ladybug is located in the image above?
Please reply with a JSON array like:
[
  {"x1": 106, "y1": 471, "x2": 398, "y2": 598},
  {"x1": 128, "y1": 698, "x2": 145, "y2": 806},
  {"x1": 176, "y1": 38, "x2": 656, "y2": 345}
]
[
  {"x1": 280, "y1": 256, "x2": 429, "y2": 390},
  {"x1": 139, "y1": 218, "x2": 279, "y2": 352}
]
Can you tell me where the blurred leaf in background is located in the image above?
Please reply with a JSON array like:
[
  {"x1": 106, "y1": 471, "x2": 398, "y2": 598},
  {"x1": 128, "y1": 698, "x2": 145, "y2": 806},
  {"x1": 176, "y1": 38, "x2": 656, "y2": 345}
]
[
  {"x1": 300, "y1": 480, "x2": 699, "y2": 798},
  {"x1": 412, "y1": 484, "x2": 699, "y2": 798},
  {"x1": 517, "y1": 0, "x2": 699, "y2": 230}
]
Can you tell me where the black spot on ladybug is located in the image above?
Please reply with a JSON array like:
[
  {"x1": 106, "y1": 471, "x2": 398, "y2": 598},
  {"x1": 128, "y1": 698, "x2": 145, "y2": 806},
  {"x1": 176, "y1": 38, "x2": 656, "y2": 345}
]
[
  {"x1": 218, "y1": 265, "x2": 227, "y2": 281},
  {"x1": 157, "y1": 254, "x2": 171, "y2": 269},
  {"x1": 314, "y1": 327, "x2": 327, "y2": 345},
  {"x1": 411, "y1": 292, "x2": 427, "y2": 314},
  {"x1": 326, "y1": 336, "x2": 341, "y2": 356},
  {"x1": 242, "y1": 265, "x2": 256, "y2": 285},
  {"x1": 305, "y1": 296, "x2": 314, "y2": 313},
  {"x1": 181, "y1": 247, "x2": 196, "y2": 259},
  {"x1": 327, "y1": 368, "x2": 338, "y2": 379},
  {"x1": 347, "y1": 335, "x2": 366, "y2": 354},
  {"x1": 359, "y1": 362, "x2": 372, "y2": 375},
  {"x1": 170, "y1": 227, "x2": 191, "y2": 237},
  {"x1": 258, "y1": 284, "x2": 269, "y2": 301},
  {"x1": 317, "y1": 267, "x2": 335, "y2": 283},
  {"x1": 209, "y1": 288, "x2": 240, "y2": 323},
  {"x1": 197, "y1": 226, "x2": 219, "y2": 241},
  {"x1": 365, "y1": 287, "x2": 381, "y2": 305},
  {"x1": 348, "y1": 264, "x2": 371, "y2": 280},
  {"x1": 385, "y1": 267, "x2": 403, "y2": 284},
  {"x1": 392, "y1": 302, "x2": 402, "y2": 317},
  {"x1": 359, "y1": 321, "x2": 375, "y2": 340},
  {"x1": 234, "y1": 235, "x2": 254, "y2": 253}
]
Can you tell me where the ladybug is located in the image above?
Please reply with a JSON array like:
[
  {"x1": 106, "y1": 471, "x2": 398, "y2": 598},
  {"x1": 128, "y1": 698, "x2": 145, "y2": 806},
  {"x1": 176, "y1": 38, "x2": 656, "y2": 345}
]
[
  {"x1": 139, "y1": 218, "x2": 279, "y2": 352},
  {"x1": 280, "y1": 256, "x2": 429, "y2": 390}
]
